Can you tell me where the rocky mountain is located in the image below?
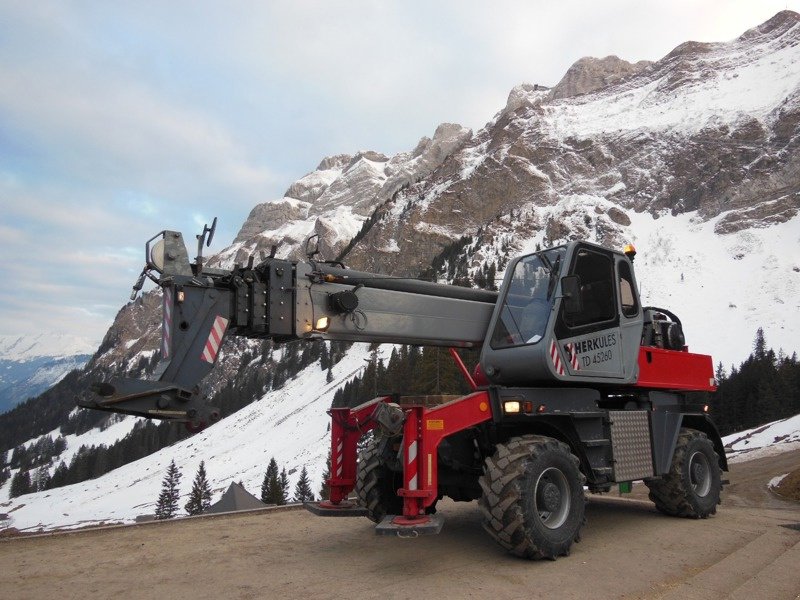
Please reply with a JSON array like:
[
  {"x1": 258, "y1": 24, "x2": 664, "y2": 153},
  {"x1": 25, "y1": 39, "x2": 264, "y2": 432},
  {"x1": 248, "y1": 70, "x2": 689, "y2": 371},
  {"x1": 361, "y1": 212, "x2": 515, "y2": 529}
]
[
  {"x1": 215, "y1": 10, "x2": 800, "y2": 364},
  {"x1": 219, "y1": 122, "x2": 472, "y2": 266},
  {"x1": 1, "y1": 10, "x2": 799, "y2": 529},
  {"x1": 341, "y1": 10, "x2": 799, "y2": 275},
  {"x1": 0, "y1": 335, "x2": 95, "y2": 414}
]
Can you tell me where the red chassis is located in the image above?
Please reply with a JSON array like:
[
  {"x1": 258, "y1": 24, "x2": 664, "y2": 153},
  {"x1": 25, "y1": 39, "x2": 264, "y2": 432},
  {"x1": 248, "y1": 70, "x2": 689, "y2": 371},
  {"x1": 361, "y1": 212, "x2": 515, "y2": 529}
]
[
  {"x1": 308, "y1": 345, "x2": 715, "y2": 532},
  {"x1": 315, "y1": 391, "x2": 493, "y2": 529}
]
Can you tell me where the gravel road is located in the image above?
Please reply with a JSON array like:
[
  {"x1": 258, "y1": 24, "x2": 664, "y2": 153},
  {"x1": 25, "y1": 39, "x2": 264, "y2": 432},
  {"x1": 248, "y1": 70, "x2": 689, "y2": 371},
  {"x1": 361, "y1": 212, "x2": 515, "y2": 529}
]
[{"x1": 1, "y1": 452, "x2": 798, "y2": 600}]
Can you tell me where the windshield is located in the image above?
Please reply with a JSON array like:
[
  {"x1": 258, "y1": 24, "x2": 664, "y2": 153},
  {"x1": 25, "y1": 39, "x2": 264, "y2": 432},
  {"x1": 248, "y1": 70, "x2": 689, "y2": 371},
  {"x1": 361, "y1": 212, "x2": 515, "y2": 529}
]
[{"x1": 490, "y1": 247, "x2": 566, "y2": 348}]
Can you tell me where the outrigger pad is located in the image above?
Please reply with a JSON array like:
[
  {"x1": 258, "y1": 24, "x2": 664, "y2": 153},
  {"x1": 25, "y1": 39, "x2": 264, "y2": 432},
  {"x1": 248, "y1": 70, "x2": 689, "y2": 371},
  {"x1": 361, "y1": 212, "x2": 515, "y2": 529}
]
[
  {"x1": 375, "y1": 514, "x2": 445, "y2": 537},
  {"x1": 304, "y1": 500, "x2": 369, "y2": 517}
]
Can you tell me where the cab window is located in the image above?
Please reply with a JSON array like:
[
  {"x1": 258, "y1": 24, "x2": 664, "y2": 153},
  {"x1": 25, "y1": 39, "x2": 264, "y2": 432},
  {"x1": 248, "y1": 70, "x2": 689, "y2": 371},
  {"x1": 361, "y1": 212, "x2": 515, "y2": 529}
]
[
  {"x1": 563, "y1": 248, "x2": 615, "y2": 328},
  {"x1": 490, "y1": 247, "x2": 565, "y2": 348},
  {"x1": 618, "y1": 261, "x2": 638, "y2": 317}
]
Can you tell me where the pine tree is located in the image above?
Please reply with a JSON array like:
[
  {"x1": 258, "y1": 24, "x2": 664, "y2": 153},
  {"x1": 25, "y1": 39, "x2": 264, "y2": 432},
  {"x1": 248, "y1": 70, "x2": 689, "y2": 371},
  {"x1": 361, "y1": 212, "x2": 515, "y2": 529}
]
[
  {"x1": 715, "y1": 362, "x2": 727, "y2": 382},
  {"x1": 9, "y1": 470, "x2": 32, "y2": 498},
  {"x1": 154, "y1": 459, "x2": 182, "y2": 519},
  {"x1": 753, "y1": 327, "x2": 767, "y2": 360},
  {"x1": 34, "y1": 465, "x2": 50, "y2": 492},
  {"x1": 319, "y1": 449, "x2": 331, "y2": 500},
  {"x1": 184, "y1": 461, "x2": 212, "y2": 516},
  {"x1": 293, "y1": 466, "x2": 314, "y2": 502},
  {"x1": 261, "y1": 457, "x2": 280, "y2": 504},
  {"x1": 278, "y1": 468, "x2": 289, "y2": 505},
  {"x1": 49, "y1": 461, "x2": 68, "y2": 489}
]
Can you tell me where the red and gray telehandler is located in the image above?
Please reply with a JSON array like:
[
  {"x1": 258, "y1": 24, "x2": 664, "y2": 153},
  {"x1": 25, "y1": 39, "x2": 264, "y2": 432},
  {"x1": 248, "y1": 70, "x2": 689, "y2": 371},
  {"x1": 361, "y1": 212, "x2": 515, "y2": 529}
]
[{"x1": 83, "y1": 222, "x2": 725, "y2": 559}]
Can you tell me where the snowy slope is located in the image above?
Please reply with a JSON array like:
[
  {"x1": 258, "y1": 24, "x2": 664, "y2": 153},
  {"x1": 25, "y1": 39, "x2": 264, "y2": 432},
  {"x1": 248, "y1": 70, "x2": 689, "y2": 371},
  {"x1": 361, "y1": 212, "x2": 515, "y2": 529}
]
[
  {"x1": 723, "y1": 413, "x2": 800, "y2": 463},
  {"x1": 626, "y1": 210, "x2": 800, "y2": 368},
  {"x1": 0, "y1": 345, "x2": 373, "y2": 531},
  {"x1": 543, "y1": 22, "x2": 800, "y2": 139}
]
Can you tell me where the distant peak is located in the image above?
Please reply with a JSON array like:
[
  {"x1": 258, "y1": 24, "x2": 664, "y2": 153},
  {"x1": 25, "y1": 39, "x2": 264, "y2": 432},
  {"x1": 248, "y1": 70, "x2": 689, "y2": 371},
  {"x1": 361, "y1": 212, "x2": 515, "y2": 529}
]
[
  {"x1": 738, "y1": 9, "x2": 800, "y2": 41},
  {"x1": 431, "y1": 122, "x2": 469, "y2": 139},
  {"x1": 348, "y1": 150, "x2": 389, "y2": 166},
  {"x1": 550, "y1": 55, "x2": 651, "y2": 100},
  {"x1": 503, "y1": 83, "x2": 549, "y2": 114},
  {"x1": 316, "y1": 154, "x2": 353, "y2": 171}
]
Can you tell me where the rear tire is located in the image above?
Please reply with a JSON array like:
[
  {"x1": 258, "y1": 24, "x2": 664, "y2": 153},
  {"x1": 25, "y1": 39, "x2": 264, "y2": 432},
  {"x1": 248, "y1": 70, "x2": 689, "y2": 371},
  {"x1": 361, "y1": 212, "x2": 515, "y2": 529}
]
[
  {"x1": 479, "y1": 435, "x2": 586, "y2": 560},
  {"x1": 356, "y1": 439, "x2": 402, "y2": 523},
  {"x1": 646, "y1": 428, "x2": 722, "y2": 518}
]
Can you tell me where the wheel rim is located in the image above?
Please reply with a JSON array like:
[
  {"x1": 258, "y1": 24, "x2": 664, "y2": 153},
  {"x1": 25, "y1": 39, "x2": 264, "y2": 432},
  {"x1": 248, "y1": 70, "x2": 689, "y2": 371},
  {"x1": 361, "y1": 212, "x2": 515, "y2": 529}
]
[
  {"x1": 688, "y1": 451, "x2": 712, "y2": 497},
  {"x1": 534, "y1": 467, "x2": 570, "y2": 529}
]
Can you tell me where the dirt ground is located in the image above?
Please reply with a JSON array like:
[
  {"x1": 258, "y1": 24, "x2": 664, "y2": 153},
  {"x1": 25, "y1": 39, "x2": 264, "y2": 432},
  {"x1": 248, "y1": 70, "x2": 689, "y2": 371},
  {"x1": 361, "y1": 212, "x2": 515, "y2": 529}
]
[{"x1": 1, "y1": 452, "x2": 799, "y2": 600}]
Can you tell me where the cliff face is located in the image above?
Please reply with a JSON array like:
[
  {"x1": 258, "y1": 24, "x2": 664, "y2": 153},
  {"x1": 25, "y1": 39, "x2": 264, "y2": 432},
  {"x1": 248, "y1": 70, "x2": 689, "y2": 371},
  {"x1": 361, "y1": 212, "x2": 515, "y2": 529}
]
[{"x1": 342, "y1": 11, "x2": 800, "y2": 275}]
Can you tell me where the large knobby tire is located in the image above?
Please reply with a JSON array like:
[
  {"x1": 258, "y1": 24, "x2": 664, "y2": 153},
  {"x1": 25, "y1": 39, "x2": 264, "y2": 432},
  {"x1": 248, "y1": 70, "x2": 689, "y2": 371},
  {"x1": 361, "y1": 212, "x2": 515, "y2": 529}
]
[
  {"x1": 479, "y1": 435, "x2": 586, "y2": 560},
  {"x1": 356, "y1": 439, "x2": 402, "y2": 523},
  {"x1": 646, "y1": 428, "x2": 722, "y2": 518}
]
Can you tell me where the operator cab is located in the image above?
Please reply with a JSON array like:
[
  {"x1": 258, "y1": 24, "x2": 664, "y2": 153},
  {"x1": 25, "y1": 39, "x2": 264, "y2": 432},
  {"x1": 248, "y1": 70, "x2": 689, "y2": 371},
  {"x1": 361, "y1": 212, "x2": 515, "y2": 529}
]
[{"x1": 480, "y1": 241, "x2": 643, "y2": 386}]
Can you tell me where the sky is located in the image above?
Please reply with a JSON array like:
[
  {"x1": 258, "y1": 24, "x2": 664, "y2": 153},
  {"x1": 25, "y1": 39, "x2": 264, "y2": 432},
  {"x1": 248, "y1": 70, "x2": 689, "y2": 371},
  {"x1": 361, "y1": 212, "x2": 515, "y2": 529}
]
[{"x1": 1, "y1": 0, "x2": 798, "y2": 344}]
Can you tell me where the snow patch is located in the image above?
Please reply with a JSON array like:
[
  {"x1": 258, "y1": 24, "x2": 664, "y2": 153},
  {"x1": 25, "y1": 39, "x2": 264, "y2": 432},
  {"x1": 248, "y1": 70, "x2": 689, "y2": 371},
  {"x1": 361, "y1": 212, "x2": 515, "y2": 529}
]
[{"x1": 723, "y1": 413, "x2": 800, "y2": 463}]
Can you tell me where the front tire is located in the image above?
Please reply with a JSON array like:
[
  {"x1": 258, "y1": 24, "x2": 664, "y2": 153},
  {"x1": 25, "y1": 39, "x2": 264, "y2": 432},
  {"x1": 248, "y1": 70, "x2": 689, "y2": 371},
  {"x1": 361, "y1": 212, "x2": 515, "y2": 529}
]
[
  {"x1": 646, "y1": 428, "x2": 722, "y2": 518},
  {"x1": 356, "y1": 439, "x2": 402, "y2": 523},
  {"x1": 479, "y1": 435, "x2": 586, "y2": 560}
]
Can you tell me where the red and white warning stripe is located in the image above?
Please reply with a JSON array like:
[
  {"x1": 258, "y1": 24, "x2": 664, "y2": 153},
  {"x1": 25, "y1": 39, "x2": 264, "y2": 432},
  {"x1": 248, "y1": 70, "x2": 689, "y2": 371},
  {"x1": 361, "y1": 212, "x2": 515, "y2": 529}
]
[
  {"x1": 565, "y1": 342, "x2": 580, "y2": 371},
  {"x1": 200, "y1": 315, "x2": 229, "y2": 363},
  {"x1": 162, "y1": 287, "x2": 173, "y2": 360},
  {"x1": 549, "y1": 339, "x2": 565, "y2": 376},
  {"x1": 333, "y1": 440, "x2": 343, "y2": 478},
  {"x1": 407, "y1": 439, "x2": 418, "y2": 491}
]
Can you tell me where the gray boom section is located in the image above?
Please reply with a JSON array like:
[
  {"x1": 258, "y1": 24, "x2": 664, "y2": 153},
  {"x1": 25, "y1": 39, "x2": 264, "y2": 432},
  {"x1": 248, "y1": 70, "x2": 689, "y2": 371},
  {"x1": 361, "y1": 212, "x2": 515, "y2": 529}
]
[
  {"x1": 83, "y1": 233, "x2": 499, "y2": 423},
  {"x1": 316, "y1": 264, "x2": 499, "y2": 304},
  {"x1": 297, "y1": 265, "x2": 493, "y2": 347}
]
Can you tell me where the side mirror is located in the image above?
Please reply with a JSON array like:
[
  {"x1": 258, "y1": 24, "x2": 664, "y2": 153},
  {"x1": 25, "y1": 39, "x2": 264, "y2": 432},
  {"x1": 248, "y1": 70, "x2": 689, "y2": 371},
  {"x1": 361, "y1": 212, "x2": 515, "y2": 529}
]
[
  {"x1": 194, "y1": 217, "x2": 218, "y2": 275},
  {"x1": 561, "y1": 275, "x2": 583, "y2": 315}
]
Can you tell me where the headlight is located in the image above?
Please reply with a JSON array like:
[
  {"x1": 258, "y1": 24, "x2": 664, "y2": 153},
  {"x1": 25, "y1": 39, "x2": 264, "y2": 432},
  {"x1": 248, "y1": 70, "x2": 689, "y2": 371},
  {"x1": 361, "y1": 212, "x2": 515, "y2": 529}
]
[{"x1": 149, "y1": 238, "x2": 166, "y2": 272}]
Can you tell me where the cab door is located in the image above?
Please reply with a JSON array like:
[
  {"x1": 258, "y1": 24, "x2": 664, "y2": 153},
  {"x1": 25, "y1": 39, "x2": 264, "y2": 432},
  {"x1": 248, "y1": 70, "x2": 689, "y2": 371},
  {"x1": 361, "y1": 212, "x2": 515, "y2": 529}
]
[{"x1": 554, "y1": 245, "x2": 625, "y2": 379}]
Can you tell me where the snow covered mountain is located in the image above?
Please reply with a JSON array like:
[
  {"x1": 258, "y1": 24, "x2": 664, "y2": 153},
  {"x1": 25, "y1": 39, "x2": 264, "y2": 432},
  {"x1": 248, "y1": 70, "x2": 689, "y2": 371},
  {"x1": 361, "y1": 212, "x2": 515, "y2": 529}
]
[
  {"x1": 1, "y1": 11, "x2": 799, "y2": 530},
  {"x1": 0, "y1": 334, "x2": 96, "y2": 361},
  {"x1": 219, "y1": 9, "x2": 800, "y2": 368},
  {"x1": 0, "y1": 334, "x2": 96, "y2": 414}
]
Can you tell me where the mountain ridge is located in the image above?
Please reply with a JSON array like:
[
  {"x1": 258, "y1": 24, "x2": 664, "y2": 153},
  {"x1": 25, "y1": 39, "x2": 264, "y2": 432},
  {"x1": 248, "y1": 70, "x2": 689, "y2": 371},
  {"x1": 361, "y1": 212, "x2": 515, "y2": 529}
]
[{"x1": 0, "y1": 334, "x2": 97, "y2": 414}]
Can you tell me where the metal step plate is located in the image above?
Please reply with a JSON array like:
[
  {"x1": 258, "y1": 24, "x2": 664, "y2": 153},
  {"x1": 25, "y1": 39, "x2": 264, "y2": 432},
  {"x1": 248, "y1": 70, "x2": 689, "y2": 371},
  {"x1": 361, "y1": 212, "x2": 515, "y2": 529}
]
[
  {"x1": 304, "y1": 500, "x2": 369, "y2": 517},
  {"x1": 375, "y1": 514, "x2": 445, "y2": 537},
  {"x1": 608, "y1": 410, "x2": 654, "y2": 481}
]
